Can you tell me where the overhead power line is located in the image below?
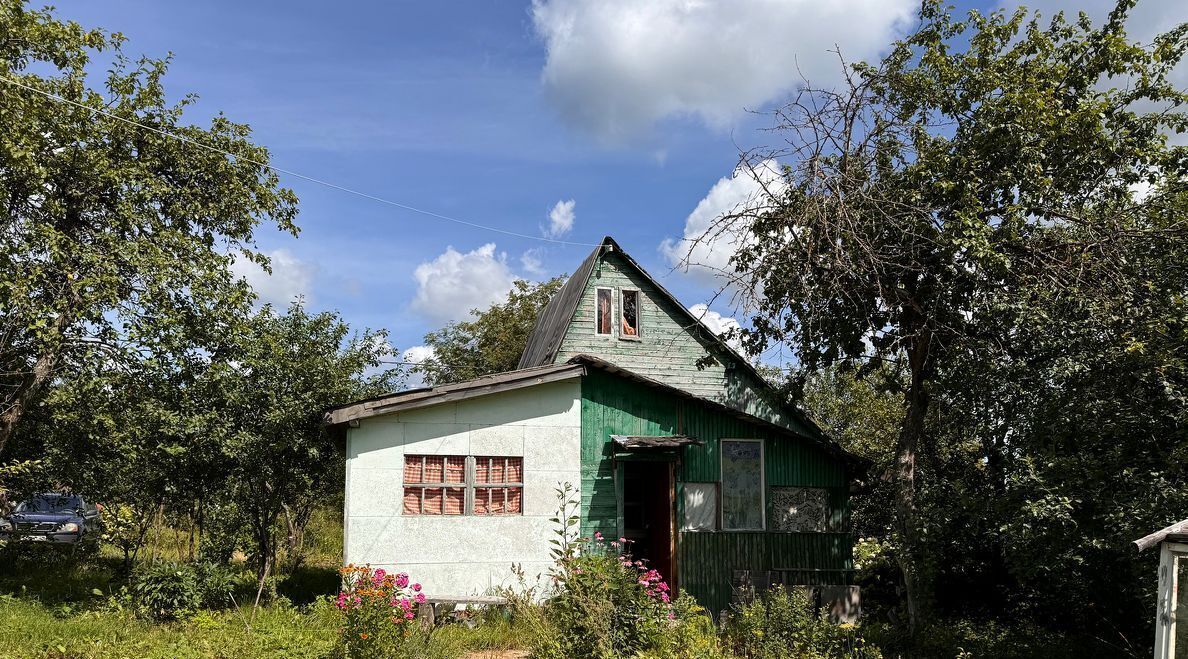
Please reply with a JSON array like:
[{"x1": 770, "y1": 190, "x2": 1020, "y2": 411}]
[{"x1": 0, "y1": 74, "x2": 600, "y2": 247}]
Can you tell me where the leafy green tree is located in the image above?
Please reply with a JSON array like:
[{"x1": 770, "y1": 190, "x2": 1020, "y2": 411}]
[
  {"x1": 700, "y1": 0, "x2": 1188, "y2": 633},
  {"x1": 415, "y1": 277, "x2": 566, "y2": 385},
  {"x1": 0, "y1": 0, "x2": 298, "y2": 456},
  {"x1": 214, "y1": 303, "x2": 398, "y2": 584}
]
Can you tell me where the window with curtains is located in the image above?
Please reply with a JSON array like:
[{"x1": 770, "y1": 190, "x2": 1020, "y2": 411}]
[
  {"x1": 474, "y1": 456, "x2": 523, "y2": 515},
  {"x1": 403, "y1": 455, "x2": 523, "y2": 516}
]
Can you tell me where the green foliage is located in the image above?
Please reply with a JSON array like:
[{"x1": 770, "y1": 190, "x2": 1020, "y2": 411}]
[
  {"x1": 417, "y1": 277, "x2": 566, "y2": 385},
  {"x1": 0, "y1": 596, "x2": 340, "y2": 658},
  {"x1": 132, "y1": 563, "x2": 203, "y2": 622},
  {"x1": 215, "y1": 302, "x2": 398, "y2": 582},
  {"x1": 100, "y1": 502, "x2": 152, "y2": 569},
  {"x1": 510, "y1": 486, "x2": 725, "y2": 659},
  {"x1": 332, "y1": 565, "x2": 430, "y2": 659},
  {"x1": 720, "y1": 0, "x2": 1188, "y2": 641},
  {"x1": 0, "y1": 0, "x2": 299, "y2": 457},
  {"x1": 131, "y1": 562, "x2": 238, "y2": 621},
  {"x1": 639, "y1": 594, "x2": 732, "y2": 659},
  {"x1": 723, "y1": 588, "x2": 880, "y2": 659}
]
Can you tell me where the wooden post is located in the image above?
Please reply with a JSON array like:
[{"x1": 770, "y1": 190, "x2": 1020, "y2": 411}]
[{"x1": 1155, "y1": 542, "x2": 1188, "y2": 659}]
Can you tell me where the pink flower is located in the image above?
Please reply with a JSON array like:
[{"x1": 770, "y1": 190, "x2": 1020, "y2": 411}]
[
  {"x1": 618, "y1": 537, "x2": 627, "y2": 543},
  {"x1": 412, "y1": 583, "x2": 422, "y2": 592},
  {"x1": 667, "y1": 611, "x2": 676, "y2": 620},
  {"x1": 594, "y1": 531, "x2": 603, "y2": 540},
  {"x1": 395, "y1": 573, "x2": 410, "y2": 588},
  {"x1": 660, "y1": 593, "x2": 670, "y2": 603},
  {"x1": 373, "y1": 568, "x2": 386, "y2": 581},
  {"x1": 404, "y1": 611, "x2": 416, "y2": 619},
  {"x1": 399, "y1": 598, "x2": 413, "y2": 611},
  {"x1": 638, "y1": 578, "x2": 649, "y2": 585},
  {"x1": 415, "y1": 592, "x2": 426, "y2": 604}
]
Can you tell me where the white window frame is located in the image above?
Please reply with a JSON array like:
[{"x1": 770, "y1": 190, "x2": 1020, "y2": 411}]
[
  {"x1": 719, "y1": 439, "x2": 766, "y2": 531},
  {"x1": 594, "y1": 287, "x2": 615, "y2": 336},
  {"x1": 619, "y1": 288, "x2": 642, "y2": 341}
]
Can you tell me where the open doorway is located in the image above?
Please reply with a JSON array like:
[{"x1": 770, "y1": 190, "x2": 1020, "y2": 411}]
[{"x1": 621, "y1": 460, "x2": 675, "y2": 586}]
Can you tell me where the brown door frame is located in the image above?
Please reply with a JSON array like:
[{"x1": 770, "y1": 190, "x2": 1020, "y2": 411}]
[{"x1": 615, "y1": 455, "x2": 679, "y2": 591}]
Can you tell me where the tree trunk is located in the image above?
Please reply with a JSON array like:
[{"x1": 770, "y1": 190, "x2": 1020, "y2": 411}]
[
  {"x1": 895, "y1": 328, "x2": 932, "y2": 636},
  {"x1": 0, "y1": 290, "x2": 78, "y2": 457},
  {"x1": 0, "y1": 332, "x2": 66, "y2": 456}
]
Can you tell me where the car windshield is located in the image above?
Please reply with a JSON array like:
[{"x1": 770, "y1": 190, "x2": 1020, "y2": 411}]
[{"x1": 16, "y1": 495, "x2": 80, "y2": 513}]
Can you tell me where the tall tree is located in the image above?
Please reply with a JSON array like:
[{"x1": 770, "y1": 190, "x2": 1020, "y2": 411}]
[
  {"x1": 215, "y1": 303, "x2": 398, "y2": 584},
  {"x1": 415, "y1": 277, "x2": 566, "y2": 385},
  {"x1": 695, "y1": 0, "x2": 1188, "y2": 632},
  {"x1": 0, "y1": 0, "x2": 298, "y2": 456}
]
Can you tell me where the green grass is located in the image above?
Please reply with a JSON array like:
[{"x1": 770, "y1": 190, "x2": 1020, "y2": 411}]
[
  {"x1": 0, "y1": 597, "x2": 534, "y2": 659},
  {"x1": 0, "y1": 507, "x2": 534, "y2": 658},
  {"x1": 0, "y1": 596, "x2": 339, "y2": 659}
]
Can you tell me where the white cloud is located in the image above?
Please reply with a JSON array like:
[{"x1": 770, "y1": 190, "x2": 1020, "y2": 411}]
[
  {"x1": 687, "y1": 303, "x2": 748, "y2": 356},
  {"x1": 546, "y1": 199, "x2": 576, "y2": 238},
  {"x1": 532, "y1": 0, "x2": 916, "y2": 141},
  {"x1": 231, "y1": 248, "x2": 314, "y2": 307},
  {"x1": 520, "y1": 247, "x2": 547, "y2": 277},
  {"x1": 660, "y1": 159, "x2": 785, "y2": 285},
  {"x1": 399, "y1": 345, "x2": 437, "y2": 390},
  {"x1": 402, "y1": 345, "x2": 437, "y2": 365},
  {"x1": 411, "y1": 243, "x2": 517, "y2": 325}
]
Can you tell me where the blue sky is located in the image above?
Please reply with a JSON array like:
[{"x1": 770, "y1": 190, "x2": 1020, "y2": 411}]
[{"x1": 48, "y1": 0, "x2": 1182, "y2": 371}]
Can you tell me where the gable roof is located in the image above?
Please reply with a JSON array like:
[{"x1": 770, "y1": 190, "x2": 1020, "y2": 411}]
[
  {"x1": 325, "y1": 354, "x2": 859, "y2": 469},
  {"x1": 516, "y1": 236, "x2": 823, "y2": 439},
  {"x1": 516, "y1": 238, "x2": 607, "y2": 368}
]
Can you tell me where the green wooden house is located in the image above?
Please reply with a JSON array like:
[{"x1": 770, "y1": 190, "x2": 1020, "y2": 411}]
[{"x1": 330, "y1": 237, "x2": 859, "y2": 616}]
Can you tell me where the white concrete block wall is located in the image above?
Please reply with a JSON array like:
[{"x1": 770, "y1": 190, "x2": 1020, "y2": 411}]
[{"x1": 344, "y1": 379, "x2": 582, "y2": 599}]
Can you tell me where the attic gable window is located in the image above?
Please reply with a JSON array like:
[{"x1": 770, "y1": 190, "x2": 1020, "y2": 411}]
[
  {"x1": 620, "y1": 289, "x2": 641, "y2": 339},
  {"x1": 595, "y1": 288, "x2": 614, "y2": 336}
]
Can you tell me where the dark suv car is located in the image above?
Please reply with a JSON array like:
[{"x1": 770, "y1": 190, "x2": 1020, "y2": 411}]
[{"x1": 0, "y1": 493, "x2": 101, "y2": 544}]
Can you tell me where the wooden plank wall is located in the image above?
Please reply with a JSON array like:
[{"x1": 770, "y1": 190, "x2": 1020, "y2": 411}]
[
  {"x1": 578, "y1": 370, "x2": 853, "y2": 615},
  {"x1": 554, "y1": 251, "x2": 813, "y2": 436}
]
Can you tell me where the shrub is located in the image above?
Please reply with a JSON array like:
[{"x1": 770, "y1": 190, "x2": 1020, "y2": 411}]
[
  {"x1": 723, "y1": 586, "x2": 880, "y2": 659},
  {"x1": 131, "y1": 561, "x2": 239, "y2": 621},
  {"x1": 192, "y1": 562, "x2": 235, "y2": 610},
  {"x1": 535, "y1": 531, "x2": 676, "y2": 658},
  {"x1": 641, "y1": 593, "x2": 732, "y2": 659},
  {"x1": 133, "y1": 563, "x2": 203, "y2": 621},
  {"x1": 333, "y1": 564, "x2": 429, "y2": 659},
  {"x1": 100, "y1": 502, "x2": 151, "y2": 570}
]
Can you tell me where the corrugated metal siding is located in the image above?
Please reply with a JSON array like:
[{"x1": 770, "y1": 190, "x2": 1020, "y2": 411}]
[{"x1": 579, "y1": 370, "x2": 854, "y2": 614}]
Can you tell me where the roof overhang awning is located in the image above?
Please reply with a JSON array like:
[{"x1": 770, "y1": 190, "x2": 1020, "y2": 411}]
[{"x1": 611, "y1": 435, "x2": 704, "y2": 450}]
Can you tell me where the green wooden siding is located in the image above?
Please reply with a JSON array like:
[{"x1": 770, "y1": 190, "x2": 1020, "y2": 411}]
[
  {"x1": 678, "y1": 532, "x2": 854, "y2": 616},
  {"x1": 555, "y1": 250, "x2": 812, "y2": 436},
  {"x1": 579, "y1": 370, "x2": 853, "y2": 614}
]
